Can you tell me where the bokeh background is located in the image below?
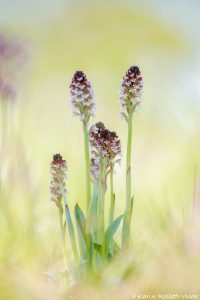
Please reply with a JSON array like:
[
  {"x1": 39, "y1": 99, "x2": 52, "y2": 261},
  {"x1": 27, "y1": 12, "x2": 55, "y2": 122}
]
[{"x1": 0, "y1": 0, "x2": 200, "y2": 299}]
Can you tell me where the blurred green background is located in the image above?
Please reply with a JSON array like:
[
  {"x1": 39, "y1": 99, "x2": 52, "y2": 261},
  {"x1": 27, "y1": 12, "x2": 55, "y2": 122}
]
[{"x1": 0, "y1": 0, "x2": 200, "y2": 299}]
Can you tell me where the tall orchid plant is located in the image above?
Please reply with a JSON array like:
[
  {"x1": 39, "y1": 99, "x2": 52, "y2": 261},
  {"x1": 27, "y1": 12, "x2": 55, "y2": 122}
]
[{"x1": 50, "y1": 67, "x2": 143, "y2": 282}]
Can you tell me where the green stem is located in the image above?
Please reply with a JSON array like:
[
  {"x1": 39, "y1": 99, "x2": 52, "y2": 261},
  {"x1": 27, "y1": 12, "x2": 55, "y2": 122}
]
[
  {"x1": 82, "y1": 123, "x2": 92, "y2": 268},
  {"x1": 86, "y1": 195, "x2": 93, "y2": 268},
  {"x1": 109, "y1": 164, "x2": 115, "y2": 255},
  {"x1": 98, "y1": 158, "x2": 107, "y2": 263},
  {"x1": 109, "y1": 164, "x2": 115, "y2": 225},
  {"x1": 91, "y1": 181, "x2": 98, "y2": 237},
  {"x1": 123, "y1": 112, "x2": 133, "y2": 248},
  {"x1": 82, "y1": 123, "x2": 91, "y2": 210},
  {"x1": 58, "y1": 204, "x2": 67, "y2": 271},
  {"x1": 91, "y1": 181, "x2": 98, "y2": 269}
]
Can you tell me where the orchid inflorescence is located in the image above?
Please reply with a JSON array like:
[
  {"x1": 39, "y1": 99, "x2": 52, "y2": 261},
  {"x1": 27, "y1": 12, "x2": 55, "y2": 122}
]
[
  {"x1": 70, "y1": 70, "x2": 95, "y2": 124},
  {"x1": 50, "y1": 154, "x2": 68, "y2": 204},
  {"x1": 89, "y1": 122, "x2": 121, "y2": 163},
  {"x1": 89, "y1": 122, "x2": 122, "y2": 181},
  {"x1": 50, "y1": 66, "x2": 143, "y2": 282},
  {"x1": 120, "y1": 66, "x2": 143, "y2": 119}
]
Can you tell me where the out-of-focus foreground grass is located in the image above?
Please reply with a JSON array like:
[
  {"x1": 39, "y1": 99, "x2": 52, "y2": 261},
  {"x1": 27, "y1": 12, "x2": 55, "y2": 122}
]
[{"x1": 0, "y1": 1, "x2": 200, "y2": 299}]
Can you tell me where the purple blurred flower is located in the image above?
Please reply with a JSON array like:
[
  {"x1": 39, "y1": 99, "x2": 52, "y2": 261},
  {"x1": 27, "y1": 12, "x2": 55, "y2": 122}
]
[
  {"x1": 0, "y1": 32, "x2": 27, "y2": 102},
  {"x1": 0, "y1": 80, "x2": 16, "y2": 100}
]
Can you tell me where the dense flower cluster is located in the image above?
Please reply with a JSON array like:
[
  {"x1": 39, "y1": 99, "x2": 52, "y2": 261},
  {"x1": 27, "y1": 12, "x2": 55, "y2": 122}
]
[
  {"x1": 69, "y1": 71, "x2": 95, "y2": 123},
  {"x1": 120, "y1": 66, "x2": 143, "y2": 117},
  {"x1": 50, "y1": 154, "x2": 67, "y2": 203},
  {"x1": 0, "y1": 32, "x2": 26, "y2": 101},
  {"x1": 90, "y1": 122, "x2": 121, "y2": 169}
]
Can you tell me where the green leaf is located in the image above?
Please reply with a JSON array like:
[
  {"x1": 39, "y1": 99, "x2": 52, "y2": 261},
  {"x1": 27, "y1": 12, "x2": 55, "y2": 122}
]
[
  {"x1": 122, "y1": 196, "x2": 134, "y2": 247},
  {"x1": 65, "y1": 204, "x2": 78, "y2": 260},
  {"x1": 94, "y1": 240, "x2": 121, "y2": 259},
  {"x1": 105, "y1": 214, "x2": 123, "y2": 257},
  {"x1": 74, "y1": 204, "x2": 86, "y2": 236},
  {"x1": 112, "y1": 240, "x2": 121, "y2": 255},
  {"x1": 107, "y1": 240, "x2": 121, "y2": 261},
  {"x1": 74, "y1": 204, "x2": 88, "y2": 261},
  {"x1": 93, "y1": 242, "x2": 102, "y2": 253}
]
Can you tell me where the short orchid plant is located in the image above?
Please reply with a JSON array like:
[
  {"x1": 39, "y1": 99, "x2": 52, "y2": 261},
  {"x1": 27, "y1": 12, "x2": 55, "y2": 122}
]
[{"x1": 50, "y1": 67, "x2": 143, "y2": 282}]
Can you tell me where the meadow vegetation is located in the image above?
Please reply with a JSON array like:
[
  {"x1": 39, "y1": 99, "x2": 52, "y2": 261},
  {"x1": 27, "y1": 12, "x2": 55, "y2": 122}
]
[{"x1": 0, "y1": 4, "x2": 200, "y2": 299}]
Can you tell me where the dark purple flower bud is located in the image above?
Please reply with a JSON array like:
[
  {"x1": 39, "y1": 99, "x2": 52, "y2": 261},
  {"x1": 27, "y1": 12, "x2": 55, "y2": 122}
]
[
  {"x1": 89, "y1": 122, "x2": 122, "y2": 167},
  {"x1": 120, "y1": 66, "x2": 143, "y2": 117},
  {"x1": 69, "y1": 70, "x2": 95, "y2": 124},
  {"x1": 50, "y1": 154, "x2": 68, "y2": 203}
]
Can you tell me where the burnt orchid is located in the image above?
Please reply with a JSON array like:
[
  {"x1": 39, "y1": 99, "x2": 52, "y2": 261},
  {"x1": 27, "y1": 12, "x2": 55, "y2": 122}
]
[
  {"x1": 120, "y1": 66, "x2": 143, "y2": 119},
  {"x1": 50, "y1": 154, "x2": 68, "y2": 204},
  {"x1": 89, "y1": 123, "x2": 121, "y2": 225},
  {"x1": 89, "y1": 122, "x2": 122, "y2": 259},
  {"x1": 50, "y1": 154, "x2": 68, "y2": 270},
  {"x1": 50, "y1": 66, "x2": 143, "y2": 283},
  {"x1": 89, "y1": 122, "x2": 121, "y2": 165},
  {"x1": 70, "y1": 70, "x2": 95, "y2": 123},
  {"x1": 89, "y1": 122, "x2": 121, "y2": 217},
  {"x1": 50, "y1": 153, "x2": 79, "y2": 277},
  {"x1": 120, "y1": 66, "x2": 143, "y2": 247}
]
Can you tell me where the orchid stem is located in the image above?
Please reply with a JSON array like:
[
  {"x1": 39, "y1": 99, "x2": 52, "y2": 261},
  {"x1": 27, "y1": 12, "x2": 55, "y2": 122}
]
[
  {"x1": 109, "y1": 163, "x2": 115, "y2": 225},
  {"x1": 58, "y1": 204, "x2": 67, "y2": 271},
  {"x1": 123, "y1": 112, "x2": 133, "y2": 248},
  {"x1": 109, "y1": 163, "x2": 115, "y2": 254},
  {"x1": 82, "y1": 122, "x2": 92, "y2": 268},
  {"x1": 82, "y1": 123, "x2": 91, "y2": 210},
  {"x1": 98, "y1": 158, "x2": 107, "y2": 263}
]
